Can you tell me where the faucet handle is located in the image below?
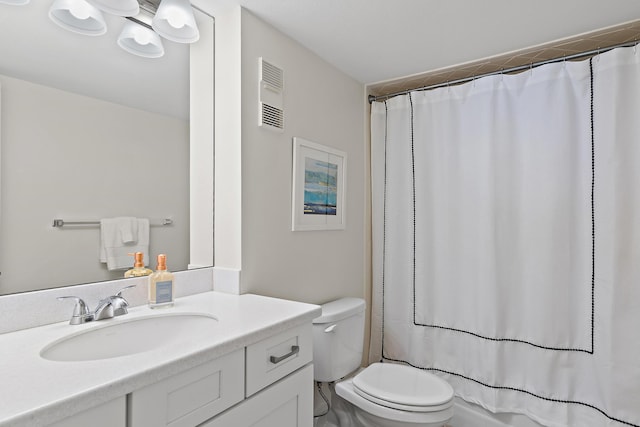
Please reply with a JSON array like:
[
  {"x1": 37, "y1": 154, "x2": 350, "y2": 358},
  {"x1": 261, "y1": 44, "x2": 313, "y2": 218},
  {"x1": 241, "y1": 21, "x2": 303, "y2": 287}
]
[
  {"x1": 111, "y1": 284, "x2": 136, "y2": 316},
  {"x1": 57, "y1": 296, "x2": 93, "y2": 325},
  {"x1": 115, "y1": 284, "x2": 136, "y2": 298}
]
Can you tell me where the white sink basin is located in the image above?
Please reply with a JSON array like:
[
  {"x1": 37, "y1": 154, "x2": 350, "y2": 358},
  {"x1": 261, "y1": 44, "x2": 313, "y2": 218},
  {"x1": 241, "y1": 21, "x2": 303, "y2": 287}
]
[{"x1": 40, "y1": 313, "x2": 218, "y2": 362}]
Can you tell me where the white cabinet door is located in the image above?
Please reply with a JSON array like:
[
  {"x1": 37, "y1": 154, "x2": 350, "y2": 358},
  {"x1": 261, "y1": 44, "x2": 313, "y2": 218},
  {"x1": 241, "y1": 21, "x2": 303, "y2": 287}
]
[
  {"x1": 129, "y1": 349, "x2": 244, "y2": 427},
  {"x1": 201, "y1": 364, "x2": 313, "y2": 427},
  {"x1": 49, "y1": 396, "x2": 125, "y2": 427}
]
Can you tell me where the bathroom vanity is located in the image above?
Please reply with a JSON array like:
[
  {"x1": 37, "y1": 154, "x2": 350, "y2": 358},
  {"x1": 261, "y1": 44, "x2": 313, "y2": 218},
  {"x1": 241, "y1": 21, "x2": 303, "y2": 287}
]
[{"x1": 0, "y1": 291, "x2": 321, "y2": 427}]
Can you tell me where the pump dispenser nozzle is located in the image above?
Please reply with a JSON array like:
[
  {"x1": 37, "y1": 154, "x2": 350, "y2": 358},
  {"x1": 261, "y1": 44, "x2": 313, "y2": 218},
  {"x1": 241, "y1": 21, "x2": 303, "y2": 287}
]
[
  {"x1": 132, "y1": 252, "x2": 144, "y2": 268},
  {"x1": 156, "y1": 254, "x2": 167, "y2": 271}
]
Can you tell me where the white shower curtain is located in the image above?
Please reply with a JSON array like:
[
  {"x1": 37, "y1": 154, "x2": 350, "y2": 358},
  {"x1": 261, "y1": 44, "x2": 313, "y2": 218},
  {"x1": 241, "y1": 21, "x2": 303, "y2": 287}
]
[{"x1": 370, "y1": 46, "x2": 640, "y2": 427}]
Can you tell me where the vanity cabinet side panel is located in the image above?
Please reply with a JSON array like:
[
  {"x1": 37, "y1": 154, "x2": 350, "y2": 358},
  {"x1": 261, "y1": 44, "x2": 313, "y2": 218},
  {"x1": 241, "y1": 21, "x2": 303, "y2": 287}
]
[
  {"x1": 49, "y1": 396, "x2": 126, "y2": 427},
  {"x1": 128, "y1": 348, "x2": 244, "y2": 427},
  {"x1": 201, "y1": 363, "x2": 313, "y2": 427}
]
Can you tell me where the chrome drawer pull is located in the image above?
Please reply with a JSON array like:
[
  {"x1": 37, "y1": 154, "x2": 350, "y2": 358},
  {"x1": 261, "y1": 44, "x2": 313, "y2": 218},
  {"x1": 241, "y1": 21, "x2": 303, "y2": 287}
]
[{"x1": 269, "y1": 345, "x2": 300, "y2": 364}]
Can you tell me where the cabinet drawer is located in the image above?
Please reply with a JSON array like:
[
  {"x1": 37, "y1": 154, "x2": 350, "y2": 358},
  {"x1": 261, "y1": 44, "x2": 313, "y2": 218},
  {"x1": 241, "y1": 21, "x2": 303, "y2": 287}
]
[
  {"x1": 245, "y1": 323, "x2": 312, "y2": 397},
  {"x1": 129, "y1": 348, "x2": 244, "y2": 427}
]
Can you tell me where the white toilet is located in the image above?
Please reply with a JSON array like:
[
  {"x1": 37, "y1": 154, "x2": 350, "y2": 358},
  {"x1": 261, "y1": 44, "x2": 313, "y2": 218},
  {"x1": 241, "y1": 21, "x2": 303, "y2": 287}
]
[{"x1": 313, "y1": 298, "x2": 454, "y2": 427}]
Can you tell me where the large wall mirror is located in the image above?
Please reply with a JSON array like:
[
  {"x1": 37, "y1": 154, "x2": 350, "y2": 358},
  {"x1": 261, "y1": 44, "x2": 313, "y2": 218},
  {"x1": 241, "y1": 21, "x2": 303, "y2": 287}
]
[{"x1": 0, "y1": 2, "x2": 213, "y2": 295}]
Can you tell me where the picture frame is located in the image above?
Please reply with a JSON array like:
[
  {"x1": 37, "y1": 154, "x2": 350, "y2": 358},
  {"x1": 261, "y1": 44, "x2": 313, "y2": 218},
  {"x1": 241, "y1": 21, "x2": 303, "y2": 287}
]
[{"x1": 291, "y1": 137, "x2": 346, "y2": 231}]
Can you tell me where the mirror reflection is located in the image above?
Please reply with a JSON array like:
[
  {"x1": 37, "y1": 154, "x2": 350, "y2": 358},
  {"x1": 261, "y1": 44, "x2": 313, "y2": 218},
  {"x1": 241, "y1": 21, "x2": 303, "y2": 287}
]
[{"x1": 0, "y1": 1, "x2": 208, "y2": 295}]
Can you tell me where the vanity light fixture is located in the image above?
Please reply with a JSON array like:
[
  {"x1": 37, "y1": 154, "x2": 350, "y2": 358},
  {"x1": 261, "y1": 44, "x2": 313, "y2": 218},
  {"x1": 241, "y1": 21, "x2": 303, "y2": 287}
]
[
  {"x1": 152, "y1": 0, "x2": 199, "y2": 43},
  {"x1": 48, "y1": 0, "x2": 107, "y2": 36},
  {"x1": 46, "y1": 0, "x2": 199, "y2": 59},
  {"x1": 0, "y1": 0, "x2": 30, "y2": 5},
  {"x1": 87, "y1": 0, "x2": 139, "y2": 17},
  {"x1": 118, "y1": 19, "x2": 165, "y2": 58}
]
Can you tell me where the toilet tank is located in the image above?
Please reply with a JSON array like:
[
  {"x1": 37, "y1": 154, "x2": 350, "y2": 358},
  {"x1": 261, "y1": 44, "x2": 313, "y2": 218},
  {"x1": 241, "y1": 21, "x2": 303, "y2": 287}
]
[{"x1": 312, "y1": 297, "x2": 365, "y2": 382}]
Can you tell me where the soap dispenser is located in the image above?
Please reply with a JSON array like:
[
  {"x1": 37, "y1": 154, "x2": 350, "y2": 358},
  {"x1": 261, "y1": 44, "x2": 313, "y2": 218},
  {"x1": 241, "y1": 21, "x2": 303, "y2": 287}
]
[
  {"x1": 148, "y1": 254, "x2": 174, "y2": 308},
  {"x1": 124, "y1": 252, "x2": 153, "y2": 278}
]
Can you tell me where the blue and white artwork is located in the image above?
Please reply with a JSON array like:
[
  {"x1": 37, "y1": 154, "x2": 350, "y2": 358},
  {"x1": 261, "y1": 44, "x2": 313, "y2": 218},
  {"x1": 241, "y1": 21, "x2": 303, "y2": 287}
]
[
  {"x1": 303, "y1": 157, "x2": 338, "y2": 215},
  {"x1": 292, "y1": 137, "x2": 346, "y2": 231}
]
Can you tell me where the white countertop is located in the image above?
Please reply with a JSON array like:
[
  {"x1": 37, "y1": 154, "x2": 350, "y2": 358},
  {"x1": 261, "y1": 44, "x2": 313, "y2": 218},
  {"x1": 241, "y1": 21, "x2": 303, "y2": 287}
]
[{"x1": 0, "y1": 291, "x2": 321, "y2": 427}]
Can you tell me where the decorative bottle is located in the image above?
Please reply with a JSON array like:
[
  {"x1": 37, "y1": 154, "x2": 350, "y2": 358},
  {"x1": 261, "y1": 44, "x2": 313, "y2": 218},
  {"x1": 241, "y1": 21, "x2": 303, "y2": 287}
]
[
  {"x1": 124, "y1": 252, "x2": 153, "y2": 278},
  {"x1": 148, "y1": 254, "x2": 174, "y2": 308}
]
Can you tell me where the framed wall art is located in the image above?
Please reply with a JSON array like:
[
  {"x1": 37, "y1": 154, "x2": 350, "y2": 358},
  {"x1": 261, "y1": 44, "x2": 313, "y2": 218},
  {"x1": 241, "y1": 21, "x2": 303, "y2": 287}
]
[{"x1": 291, "y1": 137, "x2": 346, "y2": 231}]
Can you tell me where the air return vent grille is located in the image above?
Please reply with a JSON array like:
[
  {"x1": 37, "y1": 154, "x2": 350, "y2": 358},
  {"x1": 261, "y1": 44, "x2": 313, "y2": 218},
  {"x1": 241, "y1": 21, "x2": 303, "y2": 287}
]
[
  {"x1": 261, "y1": 103, "x2": 284, "y2": 130},
  {"x1": 261, "y1": 60, "x2": 283, "y2": 91},
  {"x1": 259, "y1": 57, "x2": 284, "y2": 132}
]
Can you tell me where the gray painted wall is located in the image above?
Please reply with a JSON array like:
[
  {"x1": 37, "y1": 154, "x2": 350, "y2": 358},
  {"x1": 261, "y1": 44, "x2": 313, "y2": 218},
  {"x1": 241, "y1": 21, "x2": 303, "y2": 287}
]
[{"x1": 214, "y1": 7, "x2": 367, "y2": 305}]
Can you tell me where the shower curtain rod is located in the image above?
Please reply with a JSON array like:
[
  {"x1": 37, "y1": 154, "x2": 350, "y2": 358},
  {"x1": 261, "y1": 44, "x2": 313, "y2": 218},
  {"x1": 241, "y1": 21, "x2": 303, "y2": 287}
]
[{"x1": 368, "y1": 40, "x2": 640, "y2": 103}]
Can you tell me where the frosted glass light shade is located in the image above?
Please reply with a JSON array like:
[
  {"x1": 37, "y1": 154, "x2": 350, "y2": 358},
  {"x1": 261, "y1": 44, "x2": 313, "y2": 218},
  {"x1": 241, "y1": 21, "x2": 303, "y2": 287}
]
[
  {"x1": 86, "y1": 0, "x2": 139, "y2": 17},
  {"x1": 49, "y1": 0, "x2": 106, "y2": 36},
  {"x1": 0, "y1": 0, "x2": 30, "y2": 5},
  {"x1": 152, "y1": 0, "x2": 199, "y2": 44},
  {"x1": 118, "y1": 20, "x2": 165, "y2": 58}
]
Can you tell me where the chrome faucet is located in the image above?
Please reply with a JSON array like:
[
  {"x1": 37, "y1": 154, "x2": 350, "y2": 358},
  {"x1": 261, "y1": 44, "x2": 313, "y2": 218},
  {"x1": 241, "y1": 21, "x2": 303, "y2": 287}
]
[
  {"x1": 58, "y1": 285, "x2": 136, "y2": 325},
  {"x1": 92, "y1": 298, "x2": 115, "y2": 321},
  {"x1": 57, "y1": 296, "x2": 93, "y2": 325}
]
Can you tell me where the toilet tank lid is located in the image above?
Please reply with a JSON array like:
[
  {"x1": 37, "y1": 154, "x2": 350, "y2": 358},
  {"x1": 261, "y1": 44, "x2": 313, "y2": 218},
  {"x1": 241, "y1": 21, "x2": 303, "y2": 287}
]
[{"x1": 313, "y1": 297, "x2": 365, "y2": 324}]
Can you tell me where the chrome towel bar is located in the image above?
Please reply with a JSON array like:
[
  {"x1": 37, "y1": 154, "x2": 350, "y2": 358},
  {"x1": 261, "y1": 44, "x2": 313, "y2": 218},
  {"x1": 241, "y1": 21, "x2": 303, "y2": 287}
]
[{"x1": 52, "y1": 218, "x2": 173, "y2": 228}]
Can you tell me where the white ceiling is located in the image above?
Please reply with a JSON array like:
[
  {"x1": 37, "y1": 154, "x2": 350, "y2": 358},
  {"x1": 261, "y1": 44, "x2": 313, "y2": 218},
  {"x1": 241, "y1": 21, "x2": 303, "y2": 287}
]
[
  {"x1": 2, "y1": 0, "x2": 640, "y2": 119},
  {"x1": 207, "y1": 0, "x2": 640, "y2": 85}
]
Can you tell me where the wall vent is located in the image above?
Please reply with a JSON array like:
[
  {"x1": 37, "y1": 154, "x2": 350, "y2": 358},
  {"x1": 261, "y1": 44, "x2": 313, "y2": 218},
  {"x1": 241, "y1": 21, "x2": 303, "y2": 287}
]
[
  {"x1": 259, "y1": 57, "x2": 284, "y2": 132},
  {"x1": 261, "y1": 60, "x2": 283, "y2": 91},
  {"x1": 261, "y1": 103, "x2": 284, "y2": 130}
]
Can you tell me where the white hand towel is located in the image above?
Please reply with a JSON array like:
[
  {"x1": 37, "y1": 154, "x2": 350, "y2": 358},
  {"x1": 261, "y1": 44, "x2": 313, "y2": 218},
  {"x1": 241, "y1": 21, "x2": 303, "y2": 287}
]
[
  {"x1": 119, "y1": 217, "x2": 138, "y2": 243},
  {"x1": 100, "y1": 217, "x2": 150, "y2": 271}
]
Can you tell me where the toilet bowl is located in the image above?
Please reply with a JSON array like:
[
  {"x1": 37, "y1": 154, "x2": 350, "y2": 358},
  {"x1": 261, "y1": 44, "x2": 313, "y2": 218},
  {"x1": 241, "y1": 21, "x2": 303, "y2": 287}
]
[
  {"x1": 313, "y1": 298, "x2": 454, "y2": 426},
  {"x1": 335, "y1": 363, "x2": 453, "y2": 427}
]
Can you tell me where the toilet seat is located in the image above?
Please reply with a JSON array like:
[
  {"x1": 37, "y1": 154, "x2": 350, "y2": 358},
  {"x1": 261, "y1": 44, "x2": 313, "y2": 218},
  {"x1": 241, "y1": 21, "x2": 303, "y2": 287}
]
[
  {"x1": 335, "y1": 378, "x2": 454, "y2": 425},
  {"x1": 352, "y1": 363, "x2": 454, "y2": 412}
]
